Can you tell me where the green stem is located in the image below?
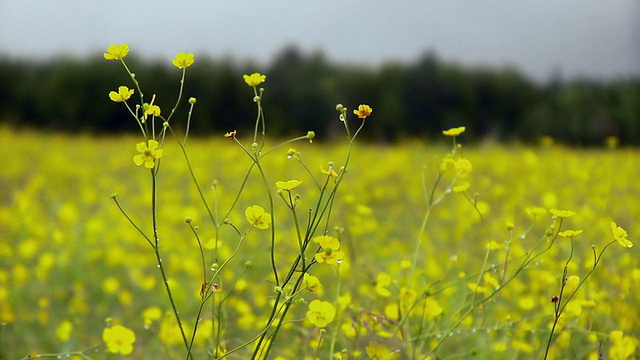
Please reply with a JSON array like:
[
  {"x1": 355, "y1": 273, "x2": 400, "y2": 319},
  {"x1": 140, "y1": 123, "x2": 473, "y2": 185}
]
[{"x1": 150, "y1": 171, "x2": 192, "y2": 359}]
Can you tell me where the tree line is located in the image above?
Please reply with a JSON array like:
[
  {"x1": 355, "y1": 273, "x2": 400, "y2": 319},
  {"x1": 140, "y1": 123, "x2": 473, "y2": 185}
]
[{"x1": 1, "y1": 46, "x2": 639, "y2": 145}]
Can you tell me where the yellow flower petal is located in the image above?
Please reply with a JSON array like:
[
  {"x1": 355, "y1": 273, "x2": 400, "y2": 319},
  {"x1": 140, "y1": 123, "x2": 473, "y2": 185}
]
[
  {"x1": 243, "y1": 73, "x2": 266, "y2": 87},
  {"x1": 275, "y1": 180, "x2": 302, "y2": 191},
  {"x1": 442, "y1": 126, "x2": 466, "y2": 136},
  {"x1": 453, "y1": 182, "x2": 470, "y2": 192},
  {"x1": 353, "y1": 104, "x2": 373, "y2": 119},
  {"x1": 104, "y1": 43, "x2": 129, "y2": 60},
  {"x1": 550, "y1": 209, "x2": 576, "y2": 218},
  {"x1": 172, "y1": 52, "x2": 195, "y2": 69}
]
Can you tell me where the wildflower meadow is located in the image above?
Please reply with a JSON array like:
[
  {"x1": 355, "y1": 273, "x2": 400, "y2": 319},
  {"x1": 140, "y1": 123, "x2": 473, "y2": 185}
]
[{"x1": 1, "y1": 44, "x2": 639, "y2": 359}]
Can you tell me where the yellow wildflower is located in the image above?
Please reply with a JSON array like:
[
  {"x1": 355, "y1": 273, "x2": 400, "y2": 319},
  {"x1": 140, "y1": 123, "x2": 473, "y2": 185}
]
[
  {"x1": 275, "y1": 180, "x2": 302, "y2": 191},
  {"x1": 172, "y1": 52, "x2": 195, "y2": 69},
  {"x1": 142, "y1": 306, "x2": 162, "y2": 326},
  {"x1": 103, "y1": 43, "x2": 129, "y2": 60},
  {"x1": 375, "y1": 272, "x2": 392, "y2": 297},
  {"x1": 314, "y1": 236, "x2": 345, "y2": 265},
  {"x1": 109, "y1": 86, "x2": 134, "y2": 102},
  {"x1": 366, "y1": 341, "x2": 398, "y2": 359},
  {"x1": 550, "y1": 209, "x2": 576, "y2": 218},
  {"x1": 453, "y1": 182, "x2": 470, "y2": 192},
  {"x1": 143, "y1": 102, "x2": 161, "y2": 119},
  {"x1": 353, "y1": 104, "x2": 373, "y2": 119},
  {"x1": 525, "y1": 207, "x2": 547, "y2": 218},
  {"x1": 321, "y1": 166, "x2": 339, "y2": 179},
  {"x1": 245, "y1": 205, "x2": 271, "y2": 229},
  {"x1": 133, "y1": 140, "x2": 163, "y2": 169},
  {"x1": 302, "y1": 273, "x2": 321, "y2": 292},
  {"x1": 306, "y1": 300, "x2": 336, "y2": 328},
  {"x1": 423, "y1": 297, "x2": 443, "y2": 320},
  {"x1": 55, "y1": 320, "x2": 73, "y2": 342},
  {"x1": 243, "y1": 72, "x2": 266, "y2": 87},
  {"x1": 454, "y1": 158, "x2": 472, "y2": 177},
  {"x1": 102, "y1": 325, "x2": 136, "y2": 355},
  {"x1": 224, "y1": 130, "x2": 237, "y2": 138},
  {"x1": 558, "y1": 229, "x2": 583, "y2": 238},
  {"x1": 611, "y1": 221, "x2": 633, "y2": 248},
  {"x1": 609, "y1": 330, "x2": 636, "y2": 360},
  {"x1": 442, "y1": 126, "x2": 466, "y2": 136}
]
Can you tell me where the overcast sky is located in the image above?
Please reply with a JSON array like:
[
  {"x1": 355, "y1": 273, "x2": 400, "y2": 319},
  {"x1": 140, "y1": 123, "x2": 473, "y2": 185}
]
[{"x1": 1, "y1": 0, "x2": 639, "y2": 82}]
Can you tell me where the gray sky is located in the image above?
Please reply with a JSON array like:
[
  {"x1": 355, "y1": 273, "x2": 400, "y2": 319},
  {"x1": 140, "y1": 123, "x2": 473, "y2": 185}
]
[{"x1": 1, "y1": 0, "x2": 639, "y2": 82}]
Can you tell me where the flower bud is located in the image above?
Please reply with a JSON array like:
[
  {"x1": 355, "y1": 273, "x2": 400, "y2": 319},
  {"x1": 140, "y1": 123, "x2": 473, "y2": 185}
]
[
  {"x1": 335, "y1": 104, "x2": 344, "y2": 112},
  {"x1": 306, "y1": 131, "x2": 315, "y2": 140},
  {"x1": 185, "y1": 216, "x2": 192, "y2": 224},
  {"x1": 188, "y1": 97, "x2": 197, "y2": 104},
  {"x1": 244, "y1": 260, "x2": 253, "y2": 269}
]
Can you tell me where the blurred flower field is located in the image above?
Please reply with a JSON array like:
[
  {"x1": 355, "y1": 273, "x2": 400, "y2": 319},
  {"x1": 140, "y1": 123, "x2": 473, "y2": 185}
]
[{"x1": 1, "y1": 126, "x2": 639, "y2": 359}]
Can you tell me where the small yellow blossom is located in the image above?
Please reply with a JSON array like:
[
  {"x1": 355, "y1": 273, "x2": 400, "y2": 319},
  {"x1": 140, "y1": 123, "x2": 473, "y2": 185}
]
[
  {"x1": 306, "y1": 300, "x2": 336, "y2": 328},
  {"x1": 102, "y1": 325, "x2": 136, "y2": 355},
  {"x1": 442, "y1": 126, "x2": 466, "y2": 136},
  {"x1": 321, "y1": 166, "x2": 339, "y2": 179},
  {"x1": 375, "y1": 272, "x2": 392, "y2": 297},
  {"x1": 455, "y1": 158, "x2": 472, "y2": 177},
  {"x1": 55, "y1": 320, "x2": 73, "y2": 342},
  {"x1": 353, "y1": 104, "x2": 373, "y2": 119},
  {"x1": 611, "y1": 221, "x2": 633, "y2": 248},
  {"x1": 366, "y1": 341, "x2": 398, "y2": 359},
  {"x1": 423, "y1": 297, "x2": 443, "y2": 320},
  {"x1": 275, "y1": 180, "x2": 302, "y2": 191},
  {"x1": 224, "y1": 130, "x2": 237, "y2": 138},
  {"x1": 172, "y1": 52, "x2": 195, "y2": 69},
  {"x1": 133, "y1": 140, "x2": 163, "y2": 169},
  {"x1": 314, "y1": 236, "x2": 345, "y2": 265},
  {"x1": 486, "y1": 240, "x2": 506, "y2": 250},
  {"x1": 245, "y1": 205, "x2": 271, "y2": 229},
  {"x1": 142, "y1": 306, "x2": 162, "y2": 326},
  {"x1": 243, "y1": 72, "x2": 266, "y2": 87},
  {"x1": 609, "y1": 330, "x2": 636, "y2": 360},
  {"x1": 558, "y1": 229, "x2": 583, "y2": 238},
  {"x1": 564, "y1": 275, "x2": 580, "y2": 294},
  {"x1": 109, "y1": 86, "x2": 134, "y2": 102},
  {"x1": 526, "y1": 207, "x2": 547, "y2": 218},
  {"x1": 104, "y1": 43, "x2": 129, "y2": 60},
  {"x1": 550, "y1": 209, "x2": 576, "y2": 218},
  {"x1": 143, "y1": 102, "x2": 161, "y2": 119},
  {"x1": 302, "y1": 273, "x2": 321, "y2": 292},
  {"x1": 453, "y1": 182, "x2": 470, "y2": 192}
]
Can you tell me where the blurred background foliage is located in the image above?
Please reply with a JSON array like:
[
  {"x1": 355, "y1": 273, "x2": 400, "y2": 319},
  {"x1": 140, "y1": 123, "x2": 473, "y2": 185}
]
[{"x1": 1, "y1": 45, "x2": 639, "y2": 145}]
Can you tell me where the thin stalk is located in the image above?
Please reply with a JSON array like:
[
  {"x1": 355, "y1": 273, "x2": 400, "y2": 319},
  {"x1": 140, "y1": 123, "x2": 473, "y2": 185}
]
[{"x1": 150, "y1": 171, "x2": 192, "y2": 359}]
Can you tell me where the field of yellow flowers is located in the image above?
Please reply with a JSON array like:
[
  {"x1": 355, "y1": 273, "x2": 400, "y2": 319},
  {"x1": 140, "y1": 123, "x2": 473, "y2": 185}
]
[{"x1": 1, "y1": 124, "x2": 638, "y2": 359}]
